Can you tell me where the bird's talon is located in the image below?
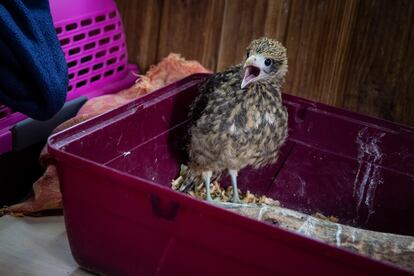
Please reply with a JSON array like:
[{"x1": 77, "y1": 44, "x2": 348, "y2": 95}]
[{"x1": 232, "y1": 197, "x2": 242, "y2": 204}]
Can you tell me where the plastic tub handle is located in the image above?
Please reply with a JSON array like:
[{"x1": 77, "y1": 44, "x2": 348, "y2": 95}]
[{"x1": 150, "y1": 194, "x2": 180, "y2": 221}]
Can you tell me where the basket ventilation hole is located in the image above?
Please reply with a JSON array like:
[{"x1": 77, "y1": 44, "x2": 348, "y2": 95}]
[
  {"x1": 66, "y1": 23, "x2": 77, "y2": 31},
  {"x1": 67, "y1": 60, "x2": 77, "y2": 68},
  {"x1": 96, "y1": 50, "x2": 106, "y2": 58},
  {"x1": 109, "y1": 46, "x2": 120, "y2": 53},
  {"x1": 76, "y1": 80, "x2": 87, "y2": 88},
  {"x1": 81, "y1": 19, "x2": 92, "y2": 26},
  {"x1": 68, "y1": 47, "x2": 81, "y2": 56},
  {"x1": 109, "y1": 11, "x2": 116, "y2": 18},
  {"x1": 84, "y1": 42, "x2": 96, "y2": 50},
  {"x1": 91, "y1": 75, "x2": 101, "y2": 82},
  {"x1": 88, "y1": 29, "x2": 101, "y2": 37},
  {"x1": 104, "y1": 70, "x2": 114, "y2": 77},
  {"x1": 73, "y1": 33, "x2": 85, "y2": 41},
  {"x1": 93, "y1": 63, "x2": 103, "y2": 71},
  {"x1": 95, "y1": 15, "x2": 106, "y2": 22},
  {"x1": 78, "y1": 68, "x2": 90, "y2": 76},
  {"x1": 99, "y1": 37, "x2": 110, "y2": 45},
  {"x1": 104, "y1": 24, "x2": 116, "y2": 32},
  {"x1": 81, "y1": 55, "x2": 93, "y2": 63},
  {"x1": 59, "y1": 38, "x2": 70, "y2": 46},
  {"x1": 107, "y1": 58, "x2": 117, "y2": 65}
]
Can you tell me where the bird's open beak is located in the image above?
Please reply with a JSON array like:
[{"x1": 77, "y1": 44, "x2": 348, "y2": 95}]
[{"x1": 241, "y1": 55, "x2": 264, "y2": 89}]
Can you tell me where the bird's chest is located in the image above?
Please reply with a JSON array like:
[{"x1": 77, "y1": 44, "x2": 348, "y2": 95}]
[{"x1": 218, "y1": 95, "x2": 280, "y2": 136}]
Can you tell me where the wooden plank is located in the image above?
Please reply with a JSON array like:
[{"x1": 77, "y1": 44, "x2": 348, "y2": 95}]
[
  {"x1": 316, "y1": 0, "x2": 359, "y2": 107},
  {"x1": 217, "y1": 0, "x2": 291, "y2": 71},
  {"x1": 263, "y1": 0, "x2": 292, "y2": 43},
  {"x1": 283, "y1": 0, "x2": 359, "y2": 105},
  {"x1": 115, "y1": 0, "x2": 414, "y2": 126},
  {"x1": 157, "y1": 0, "x2": 225, "y2": 71},
  {"x1": 340, "y1": 0, "x2": 414, "y2": 126},
  {"x1": 115, "y1": 0, "x2": 163, "y2": 72},
  {"x1": 0, "y1": 216, "x2": 91, "y2": 276}
]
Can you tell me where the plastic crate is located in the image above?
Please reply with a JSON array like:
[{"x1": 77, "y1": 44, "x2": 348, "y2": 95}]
[
  {"x1": 48, "y1": 74, "x2": 414, "y2": 275},
  {"x1": 0, "y1": 0, "x2": 138, "y2": 155},
  {"x1": 52, "y1": 0, "x2": 133, "y2": 99}
]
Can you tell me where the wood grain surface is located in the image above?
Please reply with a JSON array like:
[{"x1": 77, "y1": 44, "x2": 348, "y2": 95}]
[
  {"x1": 341, "y1": 0, "x2": 414, "y2": 124},
  {"x1": 116, "y1": 0, "x2": 163, "y2": 71},
  {"x1": 157, "y1": 0, "x2": 225, "y2": 71},
  {"x1": 116, "y1": 0, "x2": 414, "y2": 126}
]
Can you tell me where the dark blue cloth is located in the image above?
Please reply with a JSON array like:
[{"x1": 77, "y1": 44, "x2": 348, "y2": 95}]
[{"x1": 0, "y1": 0, "x2": 67, "y2": 121}]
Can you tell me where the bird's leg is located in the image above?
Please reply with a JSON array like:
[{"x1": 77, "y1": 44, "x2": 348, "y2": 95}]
[
  {"x1": 228, "y1": 169, "x2": 241, "y2": 203},
  {"x1": 202, "y1": 171, "x2": 213, "y2": 201}
]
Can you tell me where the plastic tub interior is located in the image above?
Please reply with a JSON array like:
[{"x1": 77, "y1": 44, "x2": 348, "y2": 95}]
[{"x1": 49, "y1": 74, "x2": 414, "y2": 275}]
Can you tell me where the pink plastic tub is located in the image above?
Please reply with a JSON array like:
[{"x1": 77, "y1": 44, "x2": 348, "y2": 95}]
[
  {"x1": 48, "y1": 74, "x2": 414, "y2": 275},
  {"x1": 0, "y1": 0, "x2": 137, "y2": 155}
]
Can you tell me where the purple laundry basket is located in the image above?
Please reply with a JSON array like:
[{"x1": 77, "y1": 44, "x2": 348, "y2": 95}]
[{"x1": 0, "y1": 0, "x2": 138, "y2": 155}]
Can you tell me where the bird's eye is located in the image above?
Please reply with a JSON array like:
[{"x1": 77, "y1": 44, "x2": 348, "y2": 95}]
[{"x1": 264, "y1": 59, "x2": 273, "y2": 66}]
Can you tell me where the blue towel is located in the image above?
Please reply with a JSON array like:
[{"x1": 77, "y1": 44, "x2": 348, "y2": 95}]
[{"x1": 0, "y1": 0, "x2": 68, "y2": 121}]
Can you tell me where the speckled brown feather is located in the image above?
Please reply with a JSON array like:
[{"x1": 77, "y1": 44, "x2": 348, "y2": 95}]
[{"x1": 182, "y1": 38, "x2": 288, "y2": 191}]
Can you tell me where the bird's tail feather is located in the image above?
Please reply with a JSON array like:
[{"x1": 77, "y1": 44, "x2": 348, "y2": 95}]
[
  {"x1": 175, "y1": 165, "x2": 221, "y2": 193},
  {"x1": 178, "y1": 166, "x2": 200, "y2": 193}
]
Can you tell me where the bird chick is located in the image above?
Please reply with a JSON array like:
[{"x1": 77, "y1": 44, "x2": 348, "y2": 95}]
[{"x1": 182, "y1": 37, "x2": 288, "y2": 203}]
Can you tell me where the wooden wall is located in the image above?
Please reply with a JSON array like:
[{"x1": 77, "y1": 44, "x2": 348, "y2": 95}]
[{"x1": 115, "y1": 0, "x2": 414, "y2": 126}]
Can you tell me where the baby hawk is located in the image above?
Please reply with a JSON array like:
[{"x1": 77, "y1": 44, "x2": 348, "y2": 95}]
[{"x1": 183, "y1": 37, "x2": 288, "y2": 203}]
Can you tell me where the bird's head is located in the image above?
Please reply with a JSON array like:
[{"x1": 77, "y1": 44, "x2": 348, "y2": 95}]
[{"x1": 241, "y1": 37, "x2": 288, "y2": 89}]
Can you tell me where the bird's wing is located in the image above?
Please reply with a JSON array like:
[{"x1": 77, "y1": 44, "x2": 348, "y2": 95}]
[{"x1": 189, "y1": 65, "x2": 241, "y2": 124}]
